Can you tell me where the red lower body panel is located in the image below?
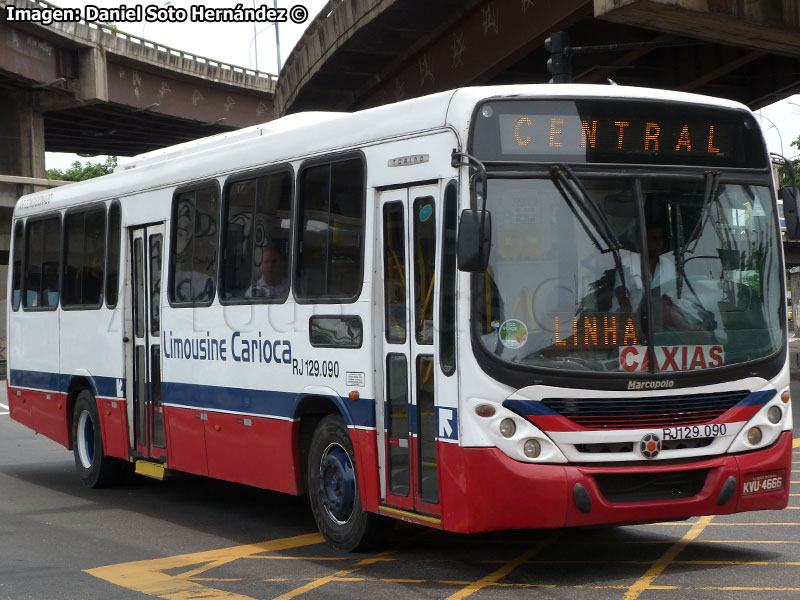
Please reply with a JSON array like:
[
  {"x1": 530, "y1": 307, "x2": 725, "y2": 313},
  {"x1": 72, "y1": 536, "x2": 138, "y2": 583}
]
[
  {"x1": 436, "y1": 432, "x2": 793, "y2": 534},
  {"x1": 163, "y1": 406, "x2": 303, "y2": 494},
  {"x1": 205, "y1": 412, "x2": 300, "y2": 494},
  {"x1": 353, "y1": 428, "x2": 380, "y2": 512},
  {"x1": 163, "y1": 406, "x2": 208, "y2": 476},
  {"x1": 8, "y1": 387, "x2": 70, "y2": 448},
  {"x1": 96, "y1": 398, "x2": 129, "y2": 460}
]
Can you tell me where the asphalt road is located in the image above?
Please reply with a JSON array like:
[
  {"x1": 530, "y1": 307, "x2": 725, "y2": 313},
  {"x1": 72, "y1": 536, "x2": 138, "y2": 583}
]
[{"x1": 1, "y1": 381, "x2": 799, "y2": 600}]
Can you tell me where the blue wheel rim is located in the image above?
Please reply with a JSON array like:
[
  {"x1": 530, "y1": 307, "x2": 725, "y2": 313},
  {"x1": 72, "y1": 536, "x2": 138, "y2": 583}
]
[{"x1": 318, "y1": 442, "x2": 355, "y2": 525}]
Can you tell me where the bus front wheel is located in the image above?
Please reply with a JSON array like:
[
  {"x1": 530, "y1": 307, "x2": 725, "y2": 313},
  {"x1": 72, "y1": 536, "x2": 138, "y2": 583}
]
[
  {"x1": 307, "y1": 414, "x2": 390, "y2": 552},
  {"x1": 71, "y1": 390, "x2": 127, "y2": 488}
]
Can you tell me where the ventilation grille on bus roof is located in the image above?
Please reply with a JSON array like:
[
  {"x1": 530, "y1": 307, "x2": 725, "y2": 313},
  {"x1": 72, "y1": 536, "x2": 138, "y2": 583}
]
[{"x1": 541, "y1": 390, "x2": 749, "y2": 429}]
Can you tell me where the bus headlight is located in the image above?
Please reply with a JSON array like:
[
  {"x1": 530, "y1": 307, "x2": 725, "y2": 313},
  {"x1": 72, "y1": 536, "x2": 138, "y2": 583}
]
[
  {"x1": 767, "y1": 406, "x2": 782, "y2": 424},
  {"x1": 499, "y1": 418, "x2": 516, "y2": 438},
  {"x1": 746, "y1": 427, "x2": 762, "y2": 445},
  {"x1": 523, "y1": 439, "x2": 541, "y2": 458}
]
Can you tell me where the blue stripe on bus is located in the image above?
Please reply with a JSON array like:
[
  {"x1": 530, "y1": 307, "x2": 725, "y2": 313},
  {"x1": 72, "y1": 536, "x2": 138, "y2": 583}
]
[
  {"x1": 162, "y1": 381, "x2": 376, "y2": 428},
  {"x1": 9, "y1": 369, "x2": 122, "y2": 399},
  {"x1": 384, "y1": 402, "x2": 459, "y2": 440},
  {"x1": 502, "y1": 399, "x2": 560, "y2": 417},
  {"x1": 737, "y1": 389, "x2": 776, "y2": 406},
  {"x1": 9, "y1": 369, "x2": 61, "y2": 392},
  {"x1": 9, "y1": 368, "x2": 376, "y2": 428}
]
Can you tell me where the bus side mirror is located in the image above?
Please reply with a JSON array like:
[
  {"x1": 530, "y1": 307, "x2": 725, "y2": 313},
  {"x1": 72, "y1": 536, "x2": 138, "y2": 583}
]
[
  {"x1": 458, "y1": 209, "x2": 491, "y2": 272},
  {"x1": 780, "y1": 186, "x2": 800, "y2": 239}
]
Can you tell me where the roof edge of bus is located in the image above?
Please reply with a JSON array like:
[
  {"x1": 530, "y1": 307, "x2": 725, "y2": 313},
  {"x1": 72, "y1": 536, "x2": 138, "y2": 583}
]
[
  {"x1": 16, "y1": 84, "x2": 755, "y2": 212},
  {"x1": 116, "y1": 111, "x2": 348, "y2": 172},
  {"x1": 107, "y1": 84, "x2": 748, "y2": 174},
  {"x1": 445, "y1": 83, "x2": 751, "y2": 112}
]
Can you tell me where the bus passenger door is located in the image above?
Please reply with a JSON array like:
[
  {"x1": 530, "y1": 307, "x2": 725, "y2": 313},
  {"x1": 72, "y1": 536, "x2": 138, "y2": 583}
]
[
  {"x1": 130, "y1": 225, "x2": 166, "y2": 461},
  {"x1": 379, "y1": 185, "x2": 441, "y2": 517}
]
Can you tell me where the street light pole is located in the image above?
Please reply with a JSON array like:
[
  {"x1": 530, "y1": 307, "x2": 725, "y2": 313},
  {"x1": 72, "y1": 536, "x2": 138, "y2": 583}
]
[
  {"x1": 759, "y1": 111, "x2": 785, "y2": 157},
  {"x1": 141, "y1": 0, "x2": 171, "y2": 39},
  {"x1": 252, "y1": 1, "x2": 259, "y2": 70},
  {"x1": 274, "y1": 0, "x2": 282, "y2": 72}
]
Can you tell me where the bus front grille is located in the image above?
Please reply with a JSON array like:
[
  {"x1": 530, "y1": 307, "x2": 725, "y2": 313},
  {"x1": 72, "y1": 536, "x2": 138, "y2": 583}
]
[
  {"x1": 542, "y1": 391, "x2": 748, "y2": 429},
  {"x1": 574, "y1": 437, "x2": 714, "y2": 454},
  {"x1": 594, "y1": 469, "x2": 709, "y2": 503}
]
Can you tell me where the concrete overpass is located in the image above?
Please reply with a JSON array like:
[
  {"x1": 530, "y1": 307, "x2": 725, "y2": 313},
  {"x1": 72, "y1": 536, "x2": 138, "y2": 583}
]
[
  {"x1": 0, "y1": 0, "x2": 278, "y2": 192},
  {"x1": 0, "y1": 0, "x2": 281, "y2": 358},
  {"x1": 276, "y1": 0, "x2": 800, "y2": 269},
  {"x1": 276, "y1": 0, "x2": 800, "y2": 115}
]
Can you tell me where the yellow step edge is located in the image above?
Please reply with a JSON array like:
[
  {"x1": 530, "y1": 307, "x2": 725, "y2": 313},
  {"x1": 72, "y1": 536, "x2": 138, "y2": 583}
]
[
  {"x1": 379, "y1": 505, "x2": 441, "y2": 525},
  {"x1": 134, "y1": 460, "x2": 166, "y2": 480}
]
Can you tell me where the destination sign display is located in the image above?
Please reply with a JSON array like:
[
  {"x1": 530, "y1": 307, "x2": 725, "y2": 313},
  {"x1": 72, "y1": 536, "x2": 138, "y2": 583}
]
[{"x1": 471, "y1": 98, "x2": 766, "y2": 168}]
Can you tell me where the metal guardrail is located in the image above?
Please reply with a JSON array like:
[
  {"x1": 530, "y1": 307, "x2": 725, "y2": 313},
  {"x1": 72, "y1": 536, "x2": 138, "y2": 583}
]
[{"x1": 2, "y1": 0, "x2": 279, "y2": 91}]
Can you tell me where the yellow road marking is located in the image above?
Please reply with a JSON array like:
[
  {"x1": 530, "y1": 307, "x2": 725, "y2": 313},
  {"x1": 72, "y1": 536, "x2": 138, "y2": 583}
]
[
  {"x1": 703, "y1": 522, "x2": 800, "y2": 526},
  {"x1": 647, "y1": 522, "x2": 800, "y2": 527},
  {"x1": 448, "y1": 580, "x2": 557, "y2": 589},
  {"x1": 679, "y1": 561, "x2": 800, "y2": 566},
  {"x1": 249, "y1": 556, "x2": 346, "y2": 561},
  {"x1": 271, "y1": 551, "x2": 397, "y2": 600},
  {"x1": 793, "y1": 439, "x2": 800, "y2": 448},
  {"x1": 445, "y1": 531, "x2": 560, "y2": 600},
  {"x1": 700, "y1": 587, "x2": 800, "y2": 592},
  {"x1": 699, "y1": 540, "x2": 800, "y2": 544},
  {"x1": 85, "y1": 533, "x2": 324, "y2": 600},
  {"x1": 483, "y1": 559, "x2": 800, "y2": 567},
  {"x1": 623, "y1": 515, "x2": 714, "y2": 600}
]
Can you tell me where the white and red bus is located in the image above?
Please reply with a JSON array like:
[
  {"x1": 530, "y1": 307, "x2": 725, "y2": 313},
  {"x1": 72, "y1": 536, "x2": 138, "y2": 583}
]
[{"x1": 6, "y1": 85, "x2": 795, "y2": 551}]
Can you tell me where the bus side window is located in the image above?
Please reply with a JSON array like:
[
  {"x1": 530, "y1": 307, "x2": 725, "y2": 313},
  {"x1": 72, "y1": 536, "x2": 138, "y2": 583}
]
[
  {"x1": 413, "y1": 196, "x2": 436, "y2": 344},
  {"x1": 223, "y1": 177, "x2": 257, "y2": 299},
  {"x1": 221, "y1": 169, "x2": 292, "y2": 301},
  {"x1": 63, "y1": 206, "x2": 106, "y2": 308},
  {"x1": 106, "y1": 202, "x2": 121, "y2": 308},
  {"x1": 170, "y1": 184, "x2": 219, "y2": 305},
  {"x1": 11, "y1": 221, "x2": 23, "y2": 311},
  {"x1": 24, "y1": 215, "x2": 61, "y2": 309},
  {"x1": 439, "y1": 181, "x2": 458, "y2": 375},
  {"x1": 296, "y1": 156, "x2": 365, "y2": 301}
]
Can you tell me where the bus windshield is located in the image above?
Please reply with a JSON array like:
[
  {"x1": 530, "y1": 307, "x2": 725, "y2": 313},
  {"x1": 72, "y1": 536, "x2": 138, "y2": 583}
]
[{"x1": 476, "y1": 176, "x2": 784, "y2": 373}]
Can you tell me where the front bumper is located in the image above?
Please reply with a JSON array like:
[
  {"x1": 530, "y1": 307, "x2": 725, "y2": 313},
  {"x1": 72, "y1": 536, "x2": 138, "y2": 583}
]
[{"x1": 439, "y1": 431, "x2": 792, "y2": 534}]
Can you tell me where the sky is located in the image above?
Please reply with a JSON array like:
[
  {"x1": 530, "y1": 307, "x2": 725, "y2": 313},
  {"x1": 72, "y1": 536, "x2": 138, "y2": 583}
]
[
  {"x1": 44, "y1": 0, "x2": 328, "y2": 170},
  {"x1": 41, "y1": 0, "x2": 800, "y2": 170}
]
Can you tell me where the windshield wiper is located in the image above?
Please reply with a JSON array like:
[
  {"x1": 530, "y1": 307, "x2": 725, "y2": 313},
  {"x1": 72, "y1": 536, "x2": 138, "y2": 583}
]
[
  {"x1": 550, "y1": 164, "x2": 627, "y2": 288},
  {"x1": 676, "y1": 170, "x2": 721, "y2": 299}
]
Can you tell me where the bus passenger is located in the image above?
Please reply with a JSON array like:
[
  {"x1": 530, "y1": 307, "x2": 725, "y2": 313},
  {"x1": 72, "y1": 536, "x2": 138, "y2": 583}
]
[{"x1": 245, "y1": 246, "x2": 288, "y2": 298}]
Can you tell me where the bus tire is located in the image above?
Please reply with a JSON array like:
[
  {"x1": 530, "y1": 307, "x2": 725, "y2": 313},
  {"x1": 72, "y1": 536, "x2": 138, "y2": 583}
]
[
  {"x1": 72, "y1": 390, "x2": 127, "y2": 488},
  {"x1": 307, "y1": 414, "x2": 390, "y2": 552}
]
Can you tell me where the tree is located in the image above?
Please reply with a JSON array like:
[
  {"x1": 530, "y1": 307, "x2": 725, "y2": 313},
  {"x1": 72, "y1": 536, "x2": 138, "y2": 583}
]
[
  {"x1": 46, "y1": 156, "x2": 118, "y2": 181},
  {"x1": 778, "y1": 137, "x2": 800, "y2": 188}
]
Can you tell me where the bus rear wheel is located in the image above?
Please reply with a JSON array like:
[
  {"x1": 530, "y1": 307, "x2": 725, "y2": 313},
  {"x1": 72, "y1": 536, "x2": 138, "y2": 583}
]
[
  {"x1": 307, "y1": 414, "x2": 390, "y2": 552},
  {"x1": 72, "y1": 390, "x2": 127, "y2": 488}
]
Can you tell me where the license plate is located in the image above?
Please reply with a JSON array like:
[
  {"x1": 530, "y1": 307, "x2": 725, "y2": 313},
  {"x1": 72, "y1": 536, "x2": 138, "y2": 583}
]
[
  {"x1": 661, "y1": 424, "x2": 728, "y2": 441},
  {"x1": 742, "y1": 470, "x2": 786, "y2": 495}
]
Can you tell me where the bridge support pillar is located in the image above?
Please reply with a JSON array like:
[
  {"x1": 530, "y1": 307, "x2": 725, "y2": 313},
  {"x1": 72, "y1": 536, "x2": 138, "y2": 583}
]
[{"x1": 0, "y1": 89, "x2": 46, "y2": 371}]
